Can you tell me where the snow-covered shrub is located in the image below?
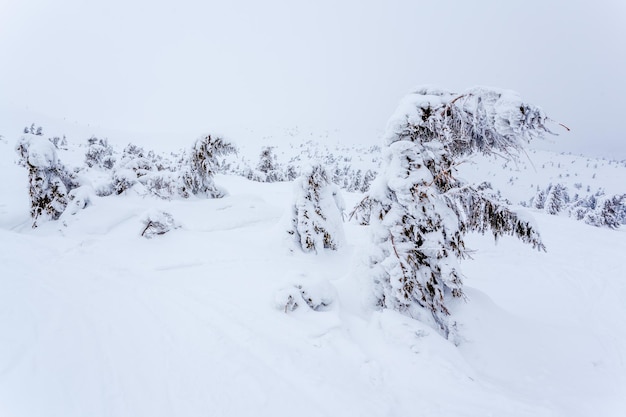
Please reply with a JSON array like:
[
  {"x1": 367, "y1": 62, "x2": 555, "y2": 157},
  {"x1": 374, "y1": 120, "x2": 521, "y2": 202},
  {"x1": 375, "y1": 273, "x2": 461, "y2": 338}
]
[
  {"x1": 298, "y1": 282, "x2": 334, "y2": 311},
  {"x1": 111, "y1": 143, "x2": 182, "y2": 197},
  {"x1": 16, "y1": 134, "x2": 78, "y2": 227},
  {"x1": 143, "y1": 172, "x2": 179, "y2": 199},
  {"x1": 274, "y1": 281, "x2": 334, "y2": 312},
  {"x1": 63, "y1": 186, "x2": 95, "y2": 216},
  {"x1": 50, "y1": 135, "x2": 68, "y2": 150},
  {"x1": 23, "y1": 123, "x2": 43, "y2": 136},
  {"x1": 329, "y1": 163, "x2": 378, "y2": 193},
  {"x1": 275, "y1": 287, "x2": 302, "y2": 312},
  {"x1": 85, "y1": 136, "x2": 116, "y2": 169},
  {"x1": 112, "y1": 168, "x2": 138, "y2": 195},
  {"x1": 367, "y1": 86, "x2": 550, "y2": 338},
  {"x1": 179, "y1": 135, "x2": 236, "y2": 198},
  {"x1": 287, "y1": 164, "x2": 346, "y2": 253},
  {"x1": 140, "y1": 210, "x2": 179, "y2": 238},
  {"x1": 348, "y1": 196, "x2": 374, "y2": 225},
  {"x1": 586, "y1": 195, "x2": 624, "y2": 228},
  {"x1": 105, "y1": 143, "x2": 179, "y2": 198},
  {"x1": 570, "y1": 194, "x2": 625, "y2": 228}
]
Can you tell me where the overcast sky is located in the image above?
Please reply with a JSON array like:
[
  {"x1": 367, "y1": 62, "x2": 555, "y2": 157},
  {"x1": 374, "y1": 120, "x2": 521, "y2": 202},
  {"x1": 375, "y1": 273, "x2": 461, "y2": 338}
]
[{"x1": 1, "y1": 0, "x2": 624, "y2": 157}]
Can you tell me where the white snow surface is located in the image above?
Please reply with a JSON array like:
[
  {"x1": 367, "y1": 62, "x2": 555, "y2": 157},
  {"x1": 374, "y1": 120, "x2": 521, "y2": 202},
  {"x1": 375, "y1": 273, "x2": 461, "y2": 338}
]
[{"x1": 0, "y1": 138, "x2": 625, "y2": 417}]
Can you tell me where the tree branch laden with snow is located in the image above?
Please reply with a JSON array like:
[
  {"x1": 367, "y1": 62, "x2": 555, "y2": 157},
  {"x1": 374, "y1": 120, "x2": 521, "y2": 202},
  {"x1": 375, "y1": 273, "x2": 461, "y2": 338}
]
[{"x1": 368, "y1": 86, "x2": 553, "y2": 338}]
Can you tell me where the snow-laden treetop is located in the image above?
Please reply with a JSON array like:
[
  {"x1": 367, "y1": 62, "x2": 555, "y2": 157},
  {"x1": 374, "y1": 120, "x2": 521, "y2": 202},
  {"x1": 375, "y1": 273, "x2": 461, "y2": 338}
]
[
  {"x1": 16, "y1": 134, "x2": 59, "y2": 168},
  {"x1": 383, "y1": 86, "x2": 553, "y2": 157}
]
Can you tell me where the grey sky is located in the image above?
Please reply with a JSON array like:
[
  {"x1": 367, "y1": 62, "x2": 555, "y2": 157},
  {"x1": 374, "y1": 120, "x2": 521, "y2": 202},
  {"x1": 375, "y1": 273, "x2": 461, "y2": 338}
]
[{"x1": 1, "y1": 0, "x2": 624, "y2": 157}]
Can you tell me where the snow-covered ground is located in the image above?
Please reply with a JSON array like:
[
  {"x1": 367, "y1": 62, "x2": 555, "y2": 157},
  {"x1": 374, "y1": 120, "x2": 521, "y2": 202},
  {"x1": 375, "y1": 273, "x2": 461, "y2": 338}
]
[{"x1": 0, "y1": 134, "x2": 625, "y2": 416}]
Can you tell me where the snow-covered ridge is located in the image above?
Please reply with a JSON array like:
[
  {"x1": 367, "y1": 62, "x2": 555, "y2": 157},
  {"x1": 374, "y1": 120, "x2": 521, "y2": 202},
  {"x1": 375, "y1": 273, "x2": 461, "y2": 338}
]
[
  {"x1": 0, "y1": 128, "x2": 625, "y2": 416},
  {"x1": 2, "y1": 125, "x2": 625, "y2": 230}
]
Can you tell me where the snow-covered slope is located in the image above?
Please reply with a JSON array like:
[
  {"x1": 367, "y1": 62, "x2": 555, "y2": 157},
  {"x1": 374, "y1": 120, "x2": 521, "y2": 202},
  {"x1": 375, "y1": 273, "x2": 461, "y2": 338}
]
[{"x1": 0, "y1": 136, "x2": 625, "y2": 417}]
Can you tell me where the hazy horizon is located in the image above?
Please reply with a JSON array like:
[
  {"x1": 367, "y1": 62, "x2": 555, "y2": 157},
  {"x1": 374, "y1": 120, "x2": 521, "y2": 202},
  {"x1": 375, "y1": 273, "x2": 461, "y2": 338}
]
[{"x1": 1, "y1": 0, "x2": 624, "y2": 158}]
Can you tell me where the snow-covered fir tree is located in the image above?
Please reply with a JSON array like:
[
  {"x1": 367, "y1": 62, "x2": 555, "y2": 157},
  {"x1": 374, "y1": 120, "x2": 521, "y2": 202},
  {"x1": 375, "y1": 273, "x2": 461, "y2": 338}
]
[
  {"x1": 570, "y1": 193, "x2": 625, "y2": 228},
  {"x1": 589, "y1": 195, "x2": 625, "y2": 228},
  {"x1": 50, "y1": 135, "x2": 68, "y2": 150},
  {"x1": 179, "y1": 135, "x2": 236, "y2": 198},
  {"x1": 367, "y1": 86, "x2": 550, "y2": 338},
  {"x1": 544, "y1": 183, "x2": 568, "y2": 215},
  {"x1": 287, "y1": 164, "x2": 346, "y2": 253},
  {"x1": 533, "y1": 186, "x2": 547, "y2": 209},
  {"x1": 24, "y1": 123, "x2": 42, "y2": 135},
  {"x1": 16, "y1": 134, "x2": 78, "y2": 227},
  {"x1": 361, "y1": 169, "x2": 377, "y2": 192},
  {"x1": 256, "y1": 146, "x2": 283, "y2": 182}
]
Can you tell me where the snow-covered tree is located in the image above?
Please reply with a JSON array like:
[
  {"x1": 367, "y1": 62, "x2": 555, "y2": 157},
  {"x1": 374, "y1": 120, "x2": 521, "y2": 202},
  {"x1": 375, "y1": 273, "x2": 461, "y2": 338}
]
[
  {"x1": 571, "y1": 193, "x2": 625, "y2": 228},
  {"x1": 50, "y1": 135, "x2": 68, "y2": 150},
  {"x1": 284, "y1": 164, "x2": 299, "y2": 181},
  {"x1": 544, "y1": 183, "x2": 568, "y2": 215},
  {"x1": 256, "y1": 146, "x2": 283, "y2": 182},
  {"x1": 367, "y1": 86, "x2": 551, "y2": 338},
  {"x1": 16, "y1": 134, "x2": 78, "y2": 227},
  {"x1": 361, "y1": 169, "x2": 377, "y2": 192},
  {"x1": 588, "y1": 195, "x2": 625, "y2": 228},
  {"x1": 287, "y1": 164, "x2": 346, "y2": 253},
  {"x1": 179, "y1": 135, "x2": 236, "y2": 198},
  {"x1": 533, "y1": 186, "x2": 547, "y2": 209}
]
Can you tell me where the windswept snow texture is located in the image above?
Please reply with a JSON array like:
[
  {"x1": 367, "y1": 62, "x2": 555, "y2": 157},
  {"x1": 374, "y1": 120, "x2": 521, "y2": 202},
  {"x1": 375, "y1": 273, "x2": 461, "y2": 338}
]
[{"x1": 0, "y1": 137, "x2": 625, "y2": 417}]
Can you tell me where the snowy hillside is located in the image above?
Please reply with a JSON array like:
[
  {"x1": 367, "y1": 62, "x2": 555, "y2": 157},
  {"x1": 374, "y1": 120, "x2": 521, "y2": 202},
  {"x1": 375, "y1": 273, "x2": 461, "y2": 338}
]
[{"x1": 1, "y1": 130, "x2": 625, "y2": 417}]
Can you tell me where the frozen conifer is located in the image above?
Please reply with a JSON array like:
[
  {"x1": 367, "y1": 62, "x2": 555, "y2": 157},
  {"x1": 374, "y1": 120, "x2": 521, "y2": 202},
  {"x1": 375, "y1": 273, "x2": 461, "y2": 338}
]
[
  {"x1": 256, "y1": 146, "x2": 283, "y2": 182},
  {"x1": 367, "y1": 86, "x2": 552, "y2": 338},
  {"x1": 544, "y1": 183, "x2": 568, "y2": 215},
  {"x1": 533, "y1": 187, "x2": 547, "y2": 209},
  {"x1": 180, "y1": 135, "x2": 236, "y2": 198},
  {"x1": 16, "y1": 134, "x2": 78, "y2": 227},
  {"x1": 578, "y1": 194, "x2": 625, "y2": 228},
  {"x1": 287, "y1": 164, "x2": 345, "y2": 253}
]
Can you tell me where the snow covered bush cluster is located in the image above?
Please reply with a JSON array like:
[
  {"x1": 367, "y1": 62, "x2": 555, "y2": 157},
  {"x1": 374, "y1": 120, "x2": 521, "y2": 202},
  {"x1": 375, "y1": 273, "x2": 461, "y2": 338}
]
[
  {"x1": 224, "y1": 141, "x2": 381, "y2": 193},
  {"x1": 569, "y1": 193, "x2": 626, "y2": 228},
  {"x1": 530, "y1": 183, "x2": 625, "y2": 228},
  {"x1": 221, "y1": 139, "x2": 624, "y2": 230},
  {"x1": 96, "y1": 134, "x2": 236, "y2": 200},
  {"x1": 14, "y1": 130, "x2": 236, "y2": 228},
  {"x1": 85, "y1": 136, "x2": 116, "y2": 169}
]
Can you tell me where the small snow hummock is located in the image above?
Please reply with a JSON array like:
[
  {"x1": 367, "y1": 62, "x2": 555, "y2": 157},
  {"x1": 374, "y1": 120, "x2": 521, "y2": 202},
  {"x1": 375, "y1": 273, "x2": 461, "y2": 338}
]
[{"x1": 140, "y1": 209, "x2": 179, "y2": 239}]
